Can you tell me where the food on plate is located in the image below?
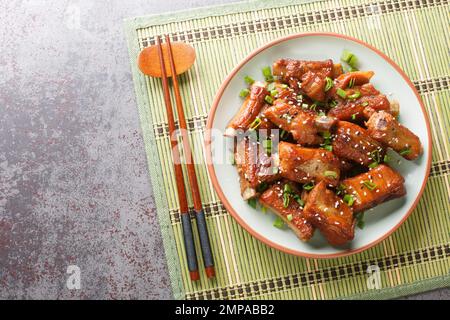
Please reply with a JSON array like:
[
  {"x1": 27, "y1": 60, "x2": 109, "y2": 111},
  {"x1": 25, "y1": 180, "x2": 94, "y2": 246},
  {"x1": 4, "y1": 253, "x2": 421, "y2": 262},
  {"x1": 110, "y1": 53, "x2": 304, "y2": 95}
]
[
  {"x1": 259, "y1": 180, "x2": 314, "y2": 241},
  {"x1": 303, "y1": 181, "x2": 355, "y2": 245},
  {"x1": 366, "y1": 111, "x2": 423, "y2": 160},
  {"x1": 226, "y1": 51, "x2": 422, "y2": 246}
]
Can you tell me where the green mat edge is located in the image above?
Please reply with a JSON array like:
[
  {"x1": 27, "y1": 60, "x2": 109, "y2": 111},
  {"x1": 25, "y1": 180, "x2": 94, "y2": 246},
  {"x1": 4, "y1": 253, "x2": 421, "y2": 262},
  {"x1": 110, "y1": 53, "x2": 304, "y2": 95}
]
[{"x1": 124, "y1": 0, "x2": 450, "y2": 300}]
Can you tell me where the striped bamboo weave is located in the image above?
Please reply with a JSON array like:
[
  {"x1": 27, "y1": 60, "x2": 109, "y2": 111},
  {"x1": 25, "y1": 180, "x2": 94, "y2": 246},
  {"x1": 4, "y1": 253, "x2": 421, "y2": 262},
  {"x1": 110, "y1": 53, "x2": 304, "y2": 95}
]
[{"x1": 125, "y1": 0, "x2": 450, "y2": 299}]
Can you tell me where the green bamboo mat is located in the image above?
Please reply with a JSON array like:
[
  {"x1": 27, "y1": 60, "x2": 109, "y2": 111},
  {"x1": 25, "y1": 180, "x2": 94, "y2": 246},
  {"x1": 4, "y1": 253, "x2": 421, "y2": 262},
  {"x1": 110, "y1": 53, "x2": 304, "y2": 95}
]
[{"x1": 125, "y1": 0, "x2": 450, "y2": 300}]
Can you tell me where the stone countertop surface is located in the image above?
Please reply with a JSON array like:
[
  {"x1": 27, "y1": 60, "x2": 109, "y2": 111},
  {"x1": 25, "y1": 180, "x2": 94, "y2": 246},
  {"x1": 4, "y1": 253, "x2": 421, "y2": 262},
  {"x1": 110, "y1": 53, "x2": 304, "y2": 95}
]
[{"x1": 0, "y1": 0, "x2": 448, "y2": 300}]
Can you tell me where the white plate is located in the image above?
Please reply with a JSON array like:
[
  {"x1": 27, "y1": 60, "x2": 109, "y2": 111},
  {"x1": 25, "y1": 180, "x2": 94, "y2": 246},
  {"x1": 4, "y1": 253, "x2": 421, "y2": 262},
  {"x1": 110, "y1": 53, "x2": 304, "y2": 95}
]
[{"x1": 205, "y1": 33, "x2": 431, "y2": 258}]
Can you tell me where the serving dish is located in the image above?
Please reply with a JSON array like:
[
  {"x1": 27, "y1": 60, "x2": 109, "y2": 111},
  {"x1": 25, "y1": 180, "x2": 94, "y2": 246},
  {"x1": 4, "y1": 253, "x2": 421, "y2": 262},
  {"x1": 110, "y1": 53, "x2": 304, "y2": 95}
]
[{"x1": 205, "y1": 33, "x2": 431, "y2": 258}]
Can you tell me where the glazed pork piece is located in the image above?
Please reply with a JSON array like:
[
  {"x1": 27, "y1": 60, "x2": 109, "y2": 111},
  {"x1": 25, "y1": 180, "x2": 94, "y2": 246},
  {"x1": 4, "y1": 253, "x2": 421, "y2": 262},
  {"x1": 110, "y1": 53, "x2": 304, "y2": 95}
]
[
  {"x1": 328, "y1": 83, "x2": 393, "y2": 121},
  {"x1": 332, "y1": 121, "x2": 385, "y2": 166},
  {"x1": 272, "y1": 59, "x2": 341, "y2": 102},
  {"x1": 341, "y1": 164, "x2": 406, "y2": 213},
  {"x1": 366, "y1": 111, "x2": 423, "y2": 160},
  {"x1": 234, "y1": 137, "x2": 279, "y2": 200},
  {"x1": 225, "y1": 82, "x2": 268, "y2": 136},
  {"x1": 259, "y1": 181, "x2": 315, "y2": 241},
  {"x1": 262, "y1": 99, "x2": 337, "y2": 146},
  {"x1": 276, "y1": 141, "x2": 341, "y2": 187},
  {"x1": 303, "y1": 181, "x2": 355, "y2": 246}
]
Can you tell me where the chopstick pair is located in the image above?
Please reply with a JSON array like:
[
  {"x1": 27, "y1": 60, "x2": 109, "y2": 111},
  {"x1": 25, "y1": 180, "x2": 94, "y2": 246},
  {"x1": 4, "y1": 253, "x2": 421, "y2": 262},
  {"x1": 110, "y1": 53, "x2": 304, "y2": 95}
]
[{"x1": 156, "y1": 35, "x2": 215, "y2": 281}]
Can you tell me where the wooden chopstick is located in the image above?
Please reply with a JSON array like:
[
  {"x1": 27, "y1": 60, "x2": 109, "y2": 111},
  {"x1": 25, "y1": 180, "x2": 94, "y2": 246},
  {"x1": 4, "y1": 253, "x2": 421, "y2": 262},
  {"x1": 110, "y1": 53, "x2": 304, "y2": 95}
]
[
  {"x1": 156, "y1": 36, "x2": 200, "y2": 282},
  {"x1": 165, "y1": 35, "x2": 215, "y2": 279}
]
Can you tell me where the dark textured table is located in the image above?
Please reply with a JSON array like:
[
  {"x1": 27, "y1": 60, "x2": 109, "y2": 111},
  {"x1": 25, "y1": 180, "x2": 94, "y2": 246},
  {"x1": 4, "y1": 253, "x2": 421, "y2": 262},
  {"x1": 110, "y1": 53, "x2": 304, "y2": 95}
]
[{"x1": 0, "y1": 0, "x2": 448, "y2": 300}]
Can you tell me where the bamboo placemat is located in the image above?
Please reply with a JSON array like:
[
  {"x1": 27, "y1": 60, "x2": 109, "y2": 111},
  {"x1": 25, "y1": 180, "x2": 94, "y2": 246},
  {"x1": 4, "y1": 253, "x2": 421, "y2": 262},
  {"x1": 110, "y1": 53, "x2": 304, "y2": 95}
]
[{"x1": 125, "y1": 0, "x2": 450, "y2": 299}]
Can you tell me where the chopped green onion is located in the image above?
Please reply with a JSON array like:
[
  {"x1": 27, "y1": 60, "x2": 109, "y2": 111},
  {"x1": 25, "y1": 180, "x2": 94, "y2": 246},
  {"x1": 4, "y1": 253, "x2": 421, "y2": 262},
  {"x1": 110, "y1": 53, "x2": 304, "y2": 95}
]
[
  {"x1": 248, "y1": 198, "x2": 257, "y2": 209},
  {"x1": 351, "y1": 113, "x2": 357, "y2": 120},
  {"x1": 329, "y1": 100, "x2": 338, "y2": 108},
  {"x1": 324, "y1": 170, "x2": 338, "y2": 179},
  {"x1": 310, "y1": 103, "x2": 317, "y2": 111},
  {"x1": 261, "y1": 206, "x2": 267, "y2": 214},
  {"x1": 355, "y1": 212, "x2": 365, "y2": 229},
  {"x1": 286, "y1": 214, "x2": 293, "y2": 222},
  {"x1": 322, "y1": 131, "x2": 332, "y2": 139},
  {"x1": 293, "y1": 194, "x2": 305, "y2": 207},
  {"x1": 341, "y1": 49, "x2": 358, "y2": 68},
  {"x1": 267, "y1": 82, "x2": 276, "y2": 91},
  {"x1": 336, "y1": 88, "x2": 347, "y2": 99},
  {"x1": 348, "y1": 78, "x2": 355, "y2": 88},
  {"x1": 273, "y1": 216, "x2": 285, "y2": 229},
  {"x1": 283, "y1": 183, "x2": 293, "y2": 194},
  {"x1": 262, "y1": 66, "x2": 274, "y2": 82},
  {"x1": 296, "y1": 94, "x2": 303, "y2": 101},
  {"x1": 383, "y1": 154, "x2": 390, "y2": 163},
  {"x1": 264, "y1": 95, "x2": 274, "y2": 104},
  {"x1": 348, "y1": 91, "x2": 361, "y2": 100},
  {"x1": 239, "y1": 89, "x2": 250, "y2": 98},
  {"x1": 244, "y1": 75, "x2": 255, "y2": 85},
  {"x1": 370, "y1": 149, "x2": 381, "y2": 163},
  {"x1": 272, "y1": 166, "x2": 279, "y2": 174},
  {"x1": 318, "y1": 111, "x2": 326, "y2": 116},
  {"x1": 280, "y1": 129, "x2": 288, "y2": 139},
  {"x1": 325, "y1": 77, "x2": 334, "y2": 92},
  {"x1": 270, "y1": 89, "x2": 279, "y2": 97},
  {"x1": 262, "y1": 139, "x2": 272, "y2": 154},
  {"x1": 249, "y1": 117, "x2": 262, "y2": 130},
  {"x1": 323, "y1": 145, "x2": 333, "y2": 152},
  {"x1": 301, "y1": 103, "x2": 309, "y2": 109},
  {"x1": 303, "y1": 182, "x2": 314, "y2": 191},
  {"x1": 256, "y1": 182, "x2": 268, "y2": 193},
  {"x1": 362, "y1": 180, "x2": 377, "y2": 191},
  {"x1": 336, "y1": 184, "x2": 346, "y2": 196},
  {"x1": 343, "y1": 194, "x2": 355, "y2": 206},
  {"x1": 400, "y1": 147, "x2": 411, "y2": 156},
  {"x1": 361, "y1": 101, "x2": 369, "y2": 107},
  {"x1": 368, "y1": 161, "x2": 379, "y2": 169},
  {"x1": 280, "y1": 84, "x2": 288, "y2": 89}
]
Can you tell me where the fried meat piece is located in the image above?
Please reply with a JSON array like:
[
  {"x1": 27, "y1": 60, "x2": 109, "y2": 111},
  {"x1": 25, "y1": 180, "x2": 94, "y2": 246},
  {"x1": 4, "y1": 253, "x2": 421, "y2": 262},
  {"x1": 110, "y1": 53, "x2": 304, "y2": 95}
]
[
  {"x1": 277, "y1": 141, "x2": 340, "y2": 187},
  {"x1": 332, "y1": 121, "x2": 385, "y2": 166},
  {"x1": 259, "y1": 181, "x2": 315, "y2": 241},
  {"x1": 263, "y1": 99, "x2": 337, "y2": 146},
  {"x1": 234, "y1": 137, "x2": 279, "y2": 200},
  {"x1": 303, "y1": 181, "x2": 355, "y2": 246},
  {"x1": 272, "y1": 59, "x2": 337, "y2": 102},
  {"x1": 225, "y1": 82, "x2": 268, "y2": 136},
  {"x1": 366, "y1": 111, "x2": 423, "y2": 160},
  {"x1": 341, "y1": 164, "x2": 406, "y2": 213}
]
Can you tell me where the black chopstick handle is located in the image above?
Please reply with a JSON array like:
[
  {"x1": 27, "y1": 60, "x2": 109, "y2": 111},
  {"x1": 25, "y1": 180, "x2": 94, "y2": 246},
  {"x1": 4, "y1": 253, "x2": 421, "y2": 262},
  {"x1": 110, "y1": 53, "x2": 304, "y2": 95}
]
[
  {"x1": 194, "y1": 209, "x2": 215, "y2": 278},
  {"x1": 180, "y1": 212, "x2": 199, "y2": 281}
]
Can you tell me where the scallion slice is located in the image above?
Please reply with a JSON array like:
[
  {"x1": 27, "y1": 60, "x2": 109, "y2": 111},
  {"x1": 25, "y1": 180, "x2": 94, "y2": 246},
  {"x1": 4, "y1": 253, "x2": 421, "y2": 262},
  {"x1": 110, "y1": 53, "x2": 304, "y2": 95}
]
[
  {"x1": 244, "y1": 75, "x2": 255, "y2": 85},
  {"x1": 368, "y1": 161, "x2": 379, "y2": 169},
  {"x1": 303, "y1": 182, "x2": 314, "y2": 191},
  {"x1": 325, "y1": 77, "x2": 334, "y2": 92},
  {"x1": 262, "y1": 66, "x2": 274, "y2": 82},
  {"x1": 324, "y1": 170, "x2": 338, "y2": 179},
  {"x1": 400, "y1": 147, "x2": 411, "y2": 156},
  {"x1": 348, "y1": 91, "x2": 361, "y2": 100},
  {"x1": 343, "y1": 194, "x2": 355, "y2": 206},
  {"x1": 270, "y1": 89, "x2": 279, "y2": 97},
  {"x1": 249, "y1": 117, "x2": 262, "y2": 130},
  {"x1": 239, "y1": 88, "x2": 250, "y2": 98},
  {"x1": 355, "y1": 212, "x2": 365, "y2": 229},
  {"x1": 273, "y1": 216, "x2": 285, "y2": 229},
  {"x1": 348, "y1": 78, "x2": 355, "y2": 88},
  {"x1": 324, "y1": 145, "x2": 333, "y2": 152},
  {"x1": 336, "y1": 88, "x2": 347, "y2": 99},
  {"x1": 248, "y1": 198, "x2": 257, "y2": 209},
  {"x1": 286, "y1": 214, "x2": 293, "y2": 222},
  {"x1": 362, "y1": 180, "x2": 377, "y2": 190},
  {"x1": 264, "y1": 95, "x2": 274, "y2": 105}
]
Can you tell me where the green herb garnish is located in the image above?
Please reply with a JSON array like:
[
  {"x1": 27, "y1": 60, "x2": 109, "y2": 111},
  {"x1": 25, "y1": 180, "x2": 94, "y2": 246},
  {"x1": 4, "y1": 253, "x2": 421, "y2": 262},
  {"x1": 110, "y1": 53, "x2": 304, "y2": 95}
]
[
  {"x1": 262, "y1": 139, "x2": 272, "y2": 154},
  {"x1": 239, "y1": 89, "x2": 250, "y2": 98},
  {"x1": 400, "y1": 147, "x2": 411, "y2": 156},
  {"x1": 286, "y1": 214, "x2": 293, "y2": 222},
  {"x1": 368, "y1": 161, "x2": 379, "y2": 169},
  {"x1": 264, "y1": 95, "x2": 274, "y2": 105},
  {"x1": 336, "y1": 88, "x2": 347, "y2": 99},
  {"x1": 325, "y1": 77, "x2": 334, "y2": 92},
  {"x1": 343, "y1": 194, "x2": 355, "y2": 206},
  {"x1": 324, "y1": 170, "x2": 338, "y2": 179},
  {"x1": 362, "y1": 180, "x2": 377, "y2": 191},
  {"x1": 303, "y1": 182, "x2": 314, "y2": 191},
  {"x1": 244, "y1": 75, "x2": 255, "y2": 85},
  {"x1": 248, "y1": 198, "x2": 257, "y2": 209},
  {"x1": 348, "y1": 91, "x2": 361, "y2": 100},
  {"x1": 348, "y1": 78, "x2": 355, "y2": 88},
  {"x1": 273, "y1": 216, "x2": 285, "y2": 229},
  {"x1": 262, "y1": 66, "x2": 274, "y2": 82},
  {"x1": 249, "y1": 117, "x2": 262, "y2": 130},
  {"x1": 323, "y1": 145, "x2": 333, "y2": 152},
  {"x1": 355, "y1": 212, "x2": 365, "y2": 229}
]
